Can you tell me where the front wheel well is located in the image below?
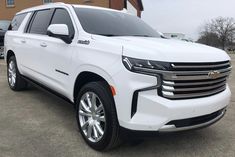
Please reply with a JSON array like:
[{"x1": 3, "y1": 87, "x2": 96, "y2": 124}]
[
  {"x1": 6, "y1": 50, "x2": 15, "y2": 63},
  {"x1": 73, "y1": 72, "x2": 113, "y2": 102}
]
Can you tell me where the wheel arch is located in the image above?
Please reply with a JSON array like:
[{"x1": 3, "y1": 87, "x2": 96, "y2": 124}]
[
  {"x1": 73, "y1": 71, "x2": 116, "y2": 103},
  {"x1": 6, "y1": 50, "x2": 15, "y2": 63}
]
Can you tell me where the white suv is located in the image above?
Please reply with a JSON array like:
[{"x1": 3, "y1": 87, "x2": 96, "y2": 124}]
[{"x1": 4, "y1": 3, "x2": 232, "y2": 150}]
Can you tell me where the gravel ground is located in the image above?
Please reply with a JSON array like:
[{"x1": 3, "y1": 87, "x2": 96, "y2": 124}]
[{"x1": 0, "y1": 55, "x2": 234, "y2": 157}]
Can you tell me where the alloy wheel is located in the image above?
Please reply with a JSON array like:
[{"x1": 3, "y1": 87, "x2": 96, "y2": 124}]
[
  {"x1": 78, "y1": 92, "x2": 106, "y2": 143},
  {"x1": 8, "y1": 61, "x2": 16, "y2": 87}
]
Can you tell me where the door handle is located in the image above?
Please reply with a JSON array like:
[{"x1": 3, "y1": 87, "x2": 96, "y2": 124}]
[
  {"x1": 21, "y1": 40, "x2": 26, "y2": 44},
  {"x1": 40, "y1": 43, "x2": 47, "y2": 47}
]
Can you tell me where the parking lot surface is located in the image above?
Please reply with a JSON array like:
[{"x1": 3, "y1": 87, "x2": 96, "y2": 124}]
[{"x1": 0, "y1": 55, "x2": 234, "y2": 157}]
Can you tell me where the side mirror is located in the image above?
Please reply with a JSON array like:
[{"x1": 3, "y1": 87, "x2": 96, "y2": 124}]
[{"x1": 47, "y1": 24, "x2": 72, "y2": 44}]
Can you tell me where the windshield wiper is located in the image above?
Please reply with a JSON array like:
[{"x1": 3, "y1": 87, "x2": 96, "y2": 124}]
[
  {"x1": 160, "y1": 35, "x2": 167, "y2": 39},
  {"x1": 131, "y1": 35, "x2": 152, "y2": 37},
  {"x1": 132, "y1": 35, "x2": 167, "y2": 38}
]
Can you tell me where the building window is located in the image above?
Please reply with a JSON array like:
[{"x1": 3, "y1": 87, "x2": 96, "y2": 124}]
[
  {"x1": 43, "y1": 0, "x2": 53, "y2": 4},
  {"x1": 6, "y1": 0, "x2": 15, "y2": 7}
]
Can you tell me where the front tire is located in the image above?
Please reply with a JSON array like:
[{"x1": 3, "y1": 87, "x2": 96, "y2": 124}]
[
  {"x1": 7, "y1": 56, "x2": 27, "y2": 91},
  {"x1": 76, "y1": 81, "x2": 121, "y2": 151}
]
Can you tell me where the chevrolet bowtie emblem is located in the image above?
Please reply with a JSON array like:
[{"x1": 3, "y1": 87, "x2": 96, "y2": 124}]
[{"x1": 208, "y1": 71, "x2": 220, "y2": 79}]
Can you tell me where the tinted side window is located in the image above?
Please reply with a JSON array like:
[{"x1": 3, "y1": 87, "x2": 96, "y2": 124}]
[
  {"x1": 29, "y1": 9, "x2": 53, "y2": 35},
  {"x1": 9, "y1": 13, "x2": 27, "y2": 31},
  {"x1": 51, "y1": 9, "x2": 75, "y2": 38}
]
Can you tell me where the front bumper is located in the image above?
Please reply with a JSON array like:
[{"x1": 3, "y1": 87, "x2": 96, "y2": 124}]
[
  {"x1": 158, "y1": 108, "x2": 226, "y2": 132},
  {"x1": 112, "y1": 68, "x2": 231, "y2": 131},
  {"x1": 123, "y1": 85, "x2": 230, "y2": 131}
]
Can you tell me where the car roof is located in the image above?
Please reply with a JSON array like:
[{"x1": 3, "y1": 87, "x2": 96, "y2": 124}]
[
  {"x1": 73, "y1": 4, "x2": 126, "y2": 14},
  {"x1": 17, "y1": 2, "x2": 126, "y2": 15}
]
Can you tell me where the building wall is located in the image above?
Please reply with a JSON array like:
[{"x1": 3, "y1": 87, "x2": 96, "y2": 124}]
[
  {"x1": 0, "y1": 0, "x2": 141, "y2": 20},
  {"x1": 109, "y1": 0, "x2": 124, "y2": 10},
  {"x1": 0, "y1": 0, "x2": 41, "y2": 20},
  {"x1": 110, "y1": 0, "x2": 141, "y2": 17},
  {"x1": 55, "y1": 0, "x2": 109, "y2": 8},
  {"x1": 0, "y1": 0, "x2": 109, "y2": 20},
  {"x1": 128, "y1": 0, "x2": 141, "y2": 17}
]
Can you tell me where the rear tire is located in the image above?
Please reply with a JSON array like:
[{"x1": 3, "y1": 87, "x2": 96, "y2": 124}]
[
  {"x1": 76, "y1": 81, "x2": 122, "y2": 151},
  {"x1": 7, "y1": 56, "x2": 27, "y2": 91}
]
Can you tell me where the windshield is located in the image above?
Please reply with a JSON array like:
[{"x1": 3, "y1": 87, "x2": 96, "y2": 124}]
[
  {"x1": 0, "y1": 20, "x2": 10, "y2": 30},
  {"x1": 74, "y1": 8, "x2": 160, "y2": 38}
]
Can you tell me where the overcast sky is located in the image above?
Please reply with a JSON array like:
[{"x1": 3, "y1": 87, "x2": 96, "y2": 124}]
[{"x1": 142, "y1": 0, "x2": 235, "y2": 40}]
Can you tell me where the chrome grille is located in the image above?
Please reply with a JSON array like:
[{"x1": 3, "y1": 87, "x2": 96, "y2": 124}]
[{"x1": 160, "y1": 61, "x2": 231, "y2": 99}]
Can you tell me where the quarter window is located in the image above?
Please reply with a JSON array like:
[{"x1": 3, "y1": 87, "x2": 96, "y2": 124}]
[
  {"x1": 9, "y1": 13, "x2": 27, "y2": 31},
  {"x1": 29, "y1": 9, "x2": 53, "y2": 35},
  {"x1": 50, "y1": 9, "x2": 75, "y2": 38}
]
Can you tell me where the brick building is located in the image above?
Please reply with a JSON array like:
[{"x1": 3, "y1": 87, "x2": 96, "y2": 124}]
[{"x1": 0, "y1": 0, "x2": 143, "y2": 20}]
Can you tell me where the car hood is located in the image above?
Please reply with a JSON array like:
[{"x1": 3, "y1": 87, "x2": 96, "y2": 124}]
[{"x1": 112, "y1": 36, "x2": 230, "y2": 62}]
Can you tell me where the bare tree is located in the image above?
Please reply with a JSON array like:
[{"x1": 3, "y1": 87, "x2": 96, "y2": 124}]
[
  {"x1": 198, "y1": 17, "x2": 235, "y2": 50},
  {"x1": 198, "y1": 32, "x2": 220, "y2": 48}
]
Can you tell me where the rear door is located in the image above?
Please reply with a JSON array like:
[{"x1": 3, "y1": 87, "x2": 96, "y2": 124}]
[
  {"x1": 20, "y1": 9, "x2": 54, "y2": 84},
  {"x1": 22, "y1": 8, "x2": 76, "y2": 96}
]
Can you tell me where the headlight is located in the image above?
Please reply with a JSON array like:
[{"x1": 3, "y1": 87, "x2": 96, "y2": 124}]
[{"x1": 122, "y1": 56, "x2": 170, "y2": 75}]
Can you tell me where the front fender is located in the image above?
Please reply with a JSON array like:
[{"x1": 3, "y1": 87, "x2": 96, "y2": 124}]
[{"x1": 68, "y1": 64, "x2": 120, "y2": 102}]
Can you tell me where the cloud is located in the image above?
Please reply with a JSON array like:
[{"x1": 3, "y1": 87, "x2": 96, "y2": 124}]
[{"x1": 142, "y1": 0, "x2": 235, "y2": 40}]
